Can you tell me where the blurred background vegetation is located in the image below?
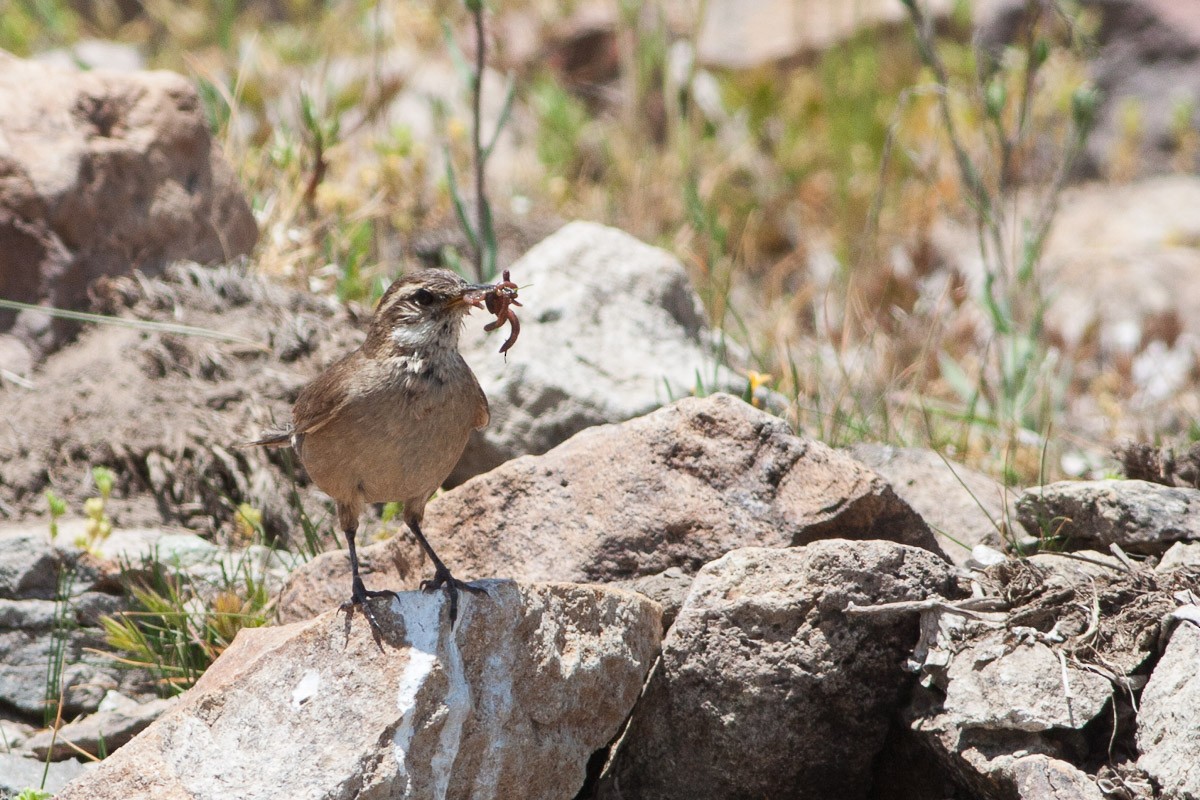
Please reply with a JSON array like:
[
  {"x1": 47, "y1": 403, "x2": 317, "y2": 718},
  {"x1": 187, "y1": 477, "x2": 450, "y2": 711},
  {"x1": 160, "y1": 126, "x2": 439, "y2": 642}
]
[{"x1": 4, "y1": 0, "x2": 1178, "y2": 486}]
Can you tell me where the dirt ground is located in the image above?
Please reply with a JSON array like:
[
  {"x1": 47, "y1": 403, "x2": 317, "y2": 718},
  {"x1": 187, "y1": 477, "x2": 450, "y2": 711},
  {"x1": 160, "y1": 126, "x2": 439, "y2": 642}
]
[{"x1": 0, "y1": 263, "x2": 367, "y2": 547}]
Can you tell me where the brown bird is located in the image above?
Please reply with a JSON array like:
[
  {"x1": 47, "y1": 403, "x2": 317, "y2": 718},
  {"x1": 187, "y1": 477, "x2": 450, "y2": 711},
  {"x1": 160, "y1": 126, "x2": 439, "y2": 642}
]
[{"x1": 249, "y1": 268, "x2": 497, "y2": 629}]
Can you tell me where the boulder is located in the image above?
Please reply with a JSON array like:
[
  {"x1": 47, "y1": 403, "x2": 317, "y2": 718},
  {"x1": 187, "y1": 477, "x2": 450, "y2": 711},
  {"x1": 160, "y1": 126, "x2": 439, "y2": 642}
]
[
  {"x1": 450, "y1": 220, "x2": 745, "y2": 485},
  {"x1": 55, "y1": 581, "x2": 661, "y2": 800},
  {"x1": 600, "y1": 540, "x2": 962, "y2": 800},
  {"x1": 279, "y1": 393, "x2": 945, "y2": 623},
  {"x1": 1138, "y1": 621, "x2": 1200, "y2": 798},
  {"x1": 0, "y1": 52, "x2": 257, "y2": 358},
  {"x1": 848, "y1": 443, "x2": 1014, "y2": 567},
  {"x1": 1016, "y1": 479, "x2": 1200, "y2": 555}
]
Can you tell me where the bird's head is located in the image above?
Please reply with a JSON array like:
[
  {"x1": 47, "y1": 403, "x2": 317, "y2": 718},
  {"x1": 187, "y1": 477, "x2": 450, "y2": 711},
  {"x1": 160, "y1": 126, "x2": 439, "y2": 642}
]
[{"x1": 366, "y1": 269, "x2": 490, "y2": 354}]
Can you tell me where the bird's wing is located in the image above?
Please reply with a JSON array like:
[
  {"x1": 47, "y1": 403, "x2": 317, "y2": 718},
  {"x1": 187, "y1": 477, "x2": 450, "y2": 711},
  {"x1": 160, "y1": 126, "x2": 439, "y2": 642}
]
[
  {"x1": 470, "y1": 369, "x2": 490, "y2": 430},
  {"x1": 291, "y1": 354, "x2": 360, "y2": 436}
]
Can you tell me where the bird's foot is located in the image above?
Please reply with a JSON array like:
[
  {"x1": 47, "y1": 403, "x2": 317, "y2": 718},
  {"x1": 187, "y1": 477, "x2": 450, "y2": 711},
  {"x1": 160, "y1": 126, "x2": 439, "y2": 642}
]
[
  {"x1": 421, "y1": 569, "x2": 486, "y2": 626},
  {"x1": 339, "y1": 577, "x2": 398, "y2": 647}
]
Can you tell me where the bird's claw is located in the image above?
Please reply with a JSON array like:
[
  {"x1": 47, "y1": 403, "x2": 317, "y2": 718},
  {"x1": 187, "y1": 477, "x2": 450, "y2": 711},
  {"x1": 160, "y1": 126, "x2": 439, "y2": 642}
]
[
  {"x1": 339, "y1": 578, "x2": 398, "y2": 647},
  {"x1": 420, "y1": 570, "x2": 486, "y2": 626}
]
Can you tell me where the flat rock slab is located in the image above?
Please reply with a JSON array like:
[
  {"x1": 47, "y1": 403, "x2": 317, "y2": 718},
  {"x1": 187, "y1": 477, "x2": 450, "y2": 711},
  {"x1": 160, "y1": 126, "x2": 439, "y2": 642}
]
[
  {"x1": 602, "y1": 540, "x2": 962, "y2": 800},
  {"x1": 1138, "y1": 621, "x2": 1200, "y2": 798},
  {"x1": 279, "y1": 393, "x2": 943, "y2": 623},
  {"x1": 1017, "y1": 479, "x2": 1200, "y2": 555},
  {"x1": 55, "y1": 581, "x2": 661, "y2": 800},
  {"x1": 943, "y1": 634, "x2": 1112, "y2": 732}
]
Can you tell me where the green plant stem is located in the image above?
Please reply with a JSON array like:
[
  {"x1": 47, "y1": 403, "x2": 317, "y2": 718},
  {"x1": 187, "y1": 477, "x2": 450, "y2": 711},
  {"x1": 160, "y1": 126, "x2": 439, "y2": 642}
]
[
  {"x1": 0, "y1": 298, "x2": 266, "y2": 349},
  {"x1": 471, "y1": 3, "x2": 486, "y2": 282},
  {"x1": 903, "y1": 0, "x2": 1006, "y2": 275}
]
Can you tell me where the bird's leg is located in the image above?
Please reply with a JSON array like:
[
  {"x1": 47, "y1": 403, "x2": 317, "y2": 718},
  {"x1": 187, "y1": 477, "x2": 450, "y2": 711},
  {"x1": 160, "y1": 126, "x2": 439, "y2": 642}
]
[
  {"x1": 339, "y1": 519, "x2": 396, "y2": 639},
  {"x1": 407, "y1": 516, "x2": 485, "y2": 626}
]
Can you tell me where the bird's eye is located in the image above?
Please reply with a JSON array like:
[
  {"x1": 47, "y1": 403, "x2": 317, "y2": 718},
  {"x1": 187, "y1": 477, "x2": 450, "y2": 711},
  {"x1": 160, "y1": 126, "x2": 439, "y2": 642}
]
[{"x1": 412, "y1": 288, "x2": 436, "y2": 306}]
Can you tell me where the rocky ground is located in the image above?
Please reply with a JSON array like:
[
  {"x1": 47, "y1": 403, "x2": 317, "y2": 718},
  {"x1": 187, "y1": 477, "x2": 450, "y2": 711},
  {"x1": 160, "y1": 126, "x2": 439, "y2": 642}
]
[{"x1": 3, "y1": 1, "x2": 1200, "y2": 799}]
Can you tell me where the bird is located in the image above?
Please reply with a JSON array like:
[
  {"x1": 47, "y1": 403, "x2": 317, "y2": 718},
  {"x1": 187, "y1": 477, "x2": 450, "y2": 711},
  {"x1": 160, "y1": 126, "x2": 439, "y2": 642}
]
[{"x1": 248, "y1": 268, "x2": 498, "y2": 631}]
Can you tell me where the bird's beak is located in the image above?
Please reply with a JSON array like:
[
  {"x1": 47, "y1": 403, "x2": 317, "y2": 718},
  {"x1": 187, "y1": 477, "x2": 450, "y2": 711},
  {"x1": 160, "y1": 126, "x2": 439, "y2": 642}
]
[{"x1": 453, "y1": 284, "x2": 492, "y2": 312}]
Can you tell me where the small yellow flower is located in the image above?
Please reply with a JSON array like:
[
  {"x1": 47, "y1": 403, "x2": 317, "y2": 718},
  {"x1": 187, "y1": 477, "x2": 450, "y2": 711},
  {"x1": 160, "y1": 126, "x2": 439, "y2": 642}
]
[{"x1": 747, "y1": 371, "x2": 773, "y2": 407}]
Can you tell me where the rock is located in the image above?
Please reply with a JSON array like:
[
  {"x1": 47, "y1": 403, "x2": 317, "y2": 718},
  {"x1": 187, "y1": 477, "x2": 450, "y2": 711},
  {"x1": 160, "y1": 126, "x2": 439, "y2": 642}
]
[
  {"x1": 910, "y1": 693, "x2": 1112, "y2": 800},
  {"x1": 0, "y1": 715, "x2": 34, "y2": 752},
  {"x1": 0, "y1": 521, "x2": 70, "y2": 600},
  {"x1": 279, "y1": 393, "x2": 944, "y2": 623},
  {"x1": 0, "y1": 520, "x2": 139, "y2": 718},
  {"x1": 1157, "y1": 540, "x2": 1200, "y2": 571},
  {"x1": 1137, "y1": 621, "x2": 1200, "y2": 798},
  {"x1": 942, "y1": 633, "x2": 1112, "y2": 732},
  {"x1": 694, "y1": 0, "x2": 957, "y2": 68},
  {"x1": 0, "y1": 752, "x2": 90, "y2": 796},
  {"x1": 0, "y1": 519, "x2": 294, "y2": 721},
  {"x1": 600, "y1": 540, "x2": 962, "y2": 800},
  {"x1": 0, "y1": 333, "x2": 33, "y2": 382},
  {"x1": 450, "y1": 220, "x2": 744, "y2": 485},
  {"x1": 902, "y1": 556, "x2": 1189, "y2": 798},
  {"x1": 27, "y1": 691, "x2": 176, "y2": 760},
  {"x1": 1027, "y1": 550, "x2": 1127, "y2": 584},
  {"x1": 55, "y1": 581, "x2": 661, "y2": 800},
  {"x1": 0, "y1": 52, "x2": 257, "y2": 358},
  {"x1": 1016, "y1": 479, "x2": 1200, "y2": 555},
  {"x1": 1000, "y1": 755, "x2": 1107, "y2": 800},
  {"x1": 848, "y1": 443, "x2": 1014, "y2": 567},
  {"x1": 0, "y1": 590, "x2": 142, "y2": 720},
  {"x1": 610, "y1": 567, "x2": 693, "y2": 630}
]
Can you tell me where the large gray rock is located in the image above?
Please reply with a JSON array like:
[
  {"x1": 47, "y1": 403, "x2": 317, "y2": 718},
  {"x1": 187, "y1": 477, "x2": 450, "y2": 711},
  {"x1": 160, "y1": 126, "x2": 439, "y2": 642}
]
[
  {"x1": 279, "y1": 394, "x2": 945, "y2": 623},
  {"x1": 0, "y1": 52, "x2": 257, "y2": 357},
  {"x1": 1017, "y1": 479, "x2": 1200, "y2": 555},
  {"x1": 848, "y1": 444, "x2": 1014, "y2": 567},
  {"x1": 450, "y1": 220, "x2": 744, "y2": 485},
  {"x1": 55, "y1": 581, "x2": 661, "y2": 800},
  {"x1": 1138, "y1": 621, "x2": 1200, "y2": 798},
  {"x1": 601, "y1": 540, "x2": 962, "y2": 800}
]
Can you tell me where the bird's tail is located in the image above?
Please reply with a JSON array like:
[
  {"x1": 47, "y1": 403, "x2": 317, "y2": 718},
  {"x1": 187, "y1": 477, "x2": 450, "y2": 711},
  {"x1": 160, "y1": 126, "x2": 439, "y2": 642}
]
[{"x1": 240, "y1": 426, "x2": 294, "y2": 449}]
